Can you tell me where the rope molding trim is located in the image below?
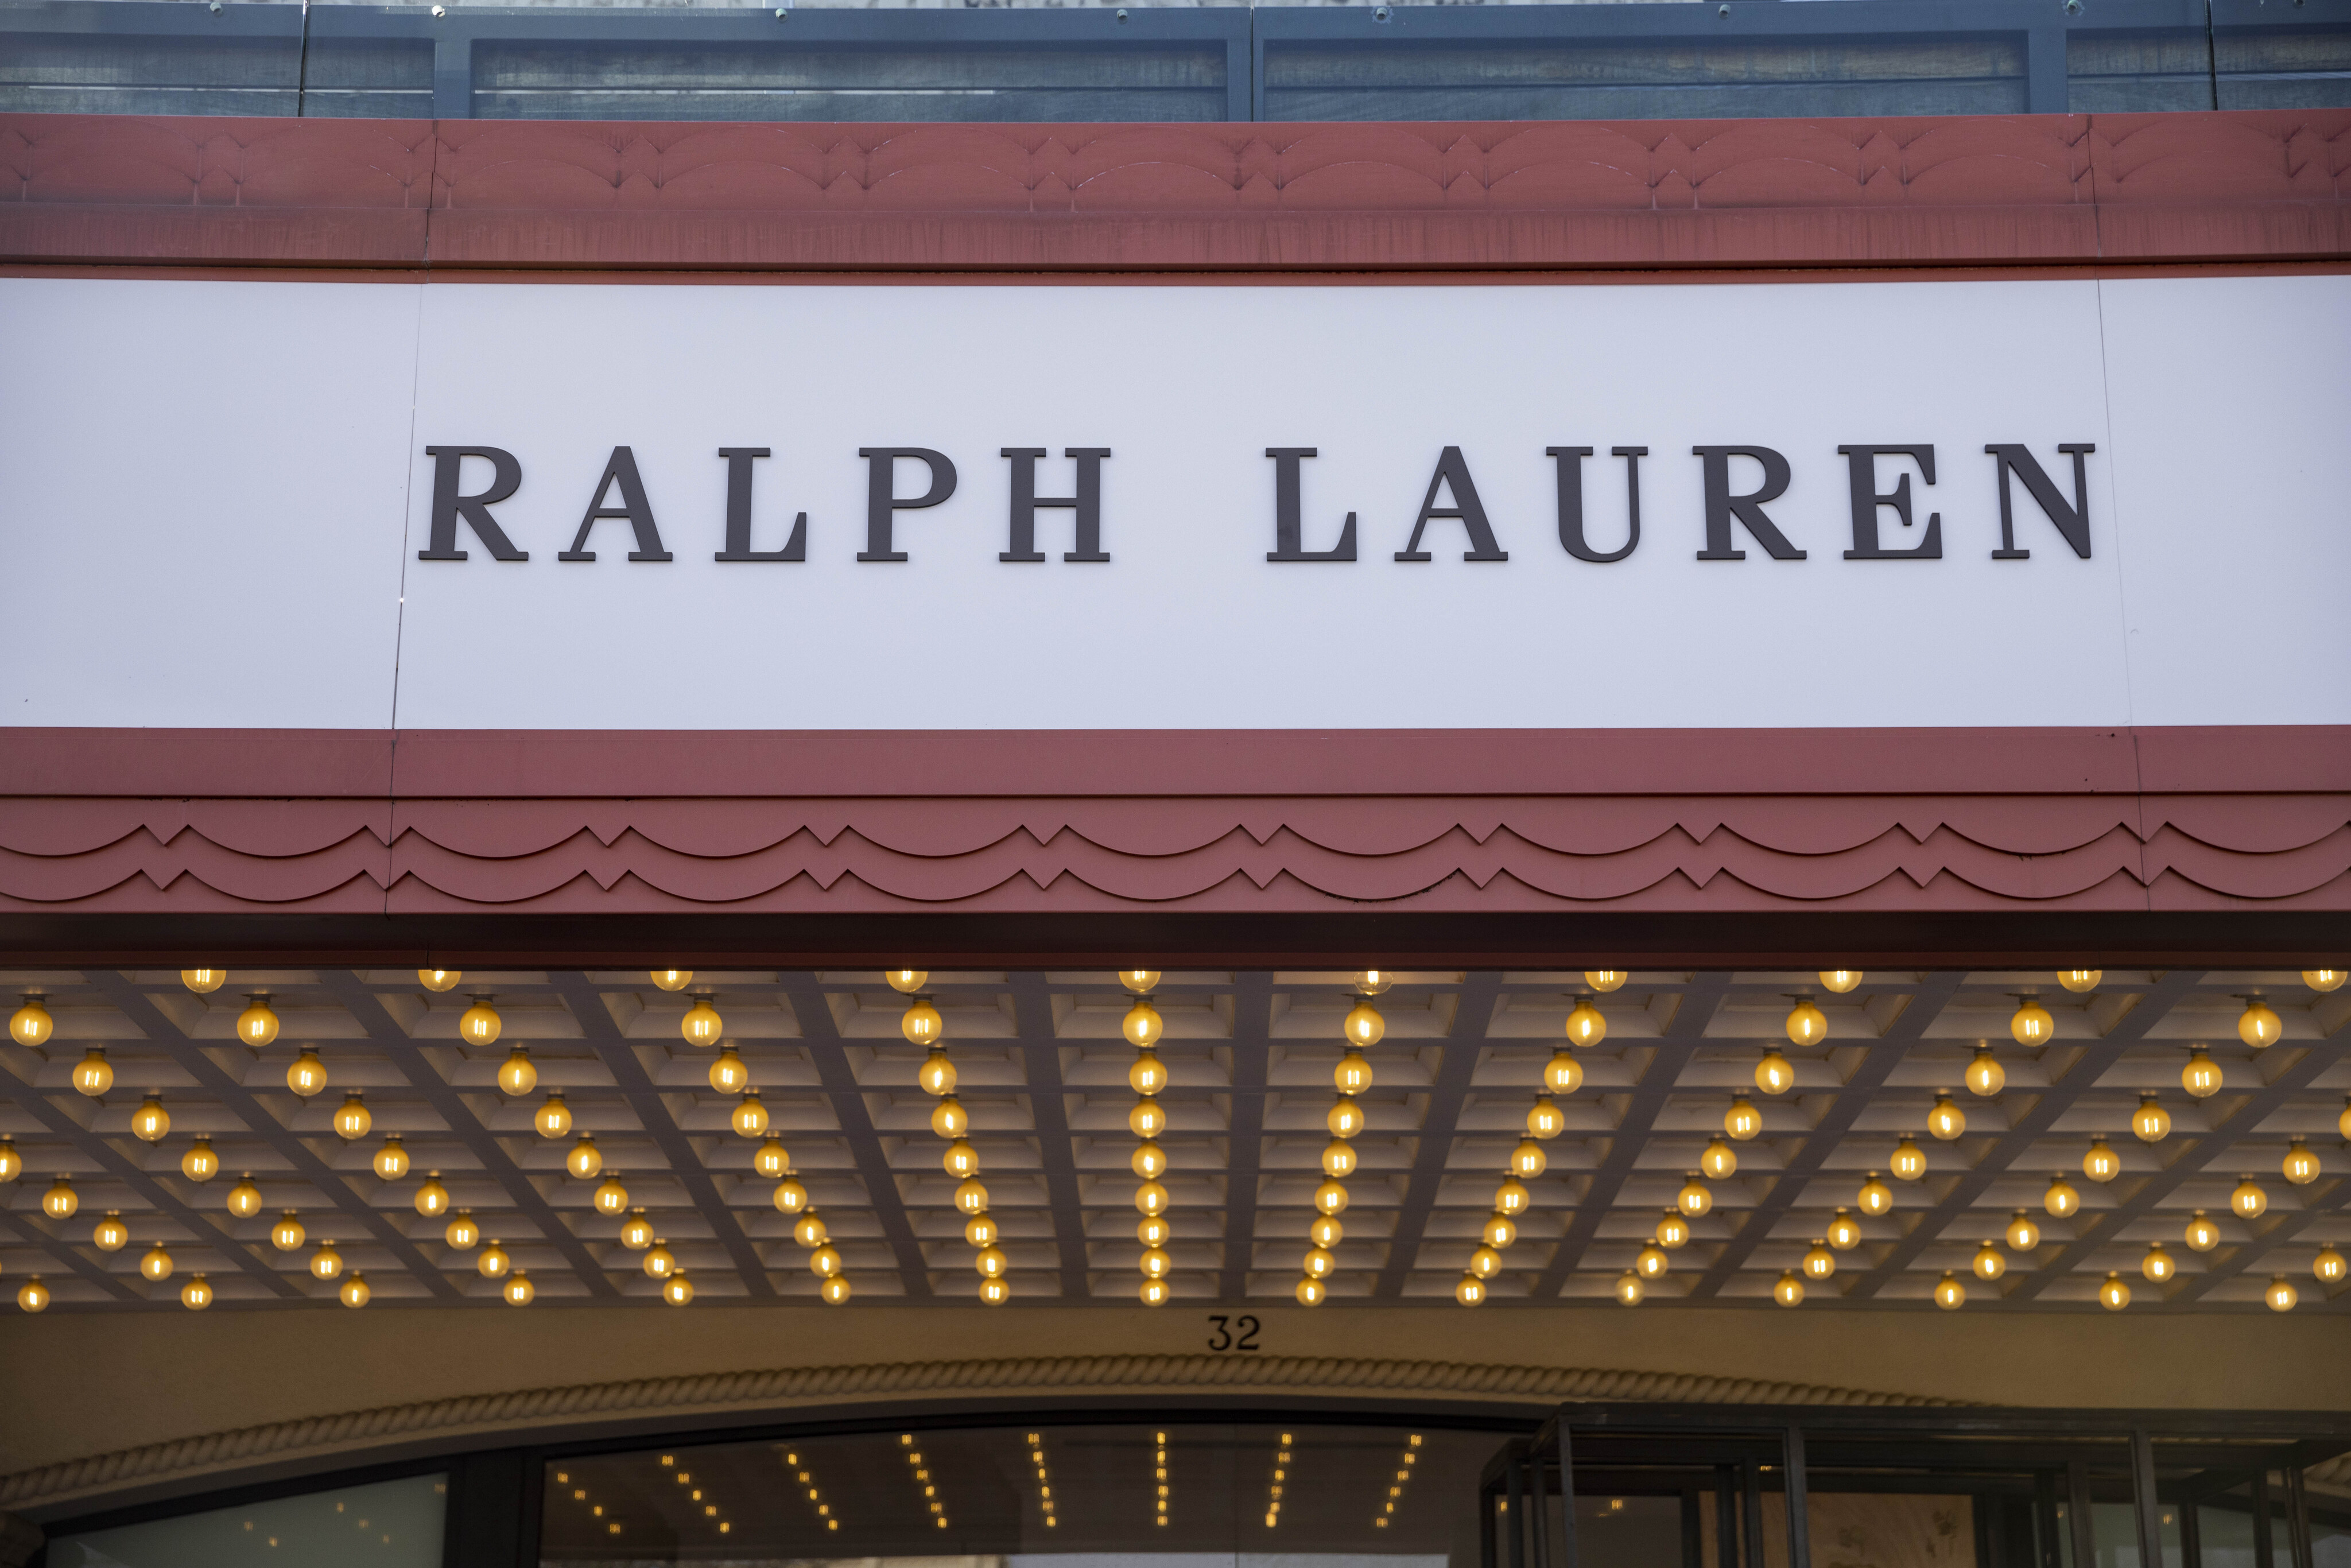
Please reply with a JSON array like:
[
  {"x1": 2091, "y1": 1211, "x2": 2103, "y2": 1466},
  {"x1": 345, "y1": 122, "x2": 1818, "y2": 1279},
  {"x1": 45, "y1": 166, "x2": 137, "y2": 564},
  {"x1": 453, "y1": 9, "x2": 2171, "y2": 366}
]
[{"x1": 0, "y1": 1353, "x2": 1946, "y2": 1512}]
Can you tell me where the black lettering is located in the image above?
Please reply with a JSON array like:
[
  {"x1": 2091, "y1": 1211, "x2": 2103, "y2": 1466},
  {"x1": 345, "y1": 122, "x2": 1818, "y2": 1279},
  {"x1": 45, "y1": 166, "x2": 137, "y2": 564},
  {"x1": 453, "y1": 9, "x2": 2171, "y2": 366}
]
[
  {"x1": 1987, "y1": 444, "x2": 2096, "y2": 559},
  {"x1": 1396, "y1": 445, "x2": 1507, "y2": 562},
  {"x1": 855, "y1": 448, "x2": 957, "y2": 563},
  {"x1": 559, "y1": 446, "x2": 670, "y2": 562},
  {"x1": 1000, "y1": 448, "x2": 1112, "y2": 563},
  {"x1": 1264, "y1": 448, "x2": 1356, "y2": 562},
  {"x1": 1838, "y1": 445, "x2": 1942, "y2": 560},
  {"x1": 419, "y1": 446, "x2": 526, "y2": 561},
  {"x1": 1551, "y1": 445, "x2": 1644, "y2": 563},
  {"x1": 713, "y1": 448, "x2": 804, "y2": 562},
  {"x1": 1693, "y1": 446, "x2": 1806, "y2": 561}
]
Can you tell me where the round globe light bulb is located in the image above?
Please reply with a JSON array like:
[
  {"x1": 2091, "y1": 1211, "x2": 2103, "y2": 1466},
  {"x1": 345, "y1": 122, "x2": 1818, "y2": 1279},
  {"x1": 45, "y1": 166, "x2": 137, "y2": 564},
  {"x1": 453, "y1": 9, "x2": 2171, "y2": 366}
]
[
  {"x1": 2100, "y1": 1272, "x2": 2131, "y2": 1310},
  {"x1": 72, "y1": 1049, "x2": 114, "y2": 1099},
  {"x1": 2044, "y1": 1175, "x2": 2081, "y2": 1217},
  {"x1": 1801, "y1": 1241, "x2": 1835, "y2": 1280},
  {"x1": 16, "y1": 1278, "x2": 51, "y2": 1313},
  {"x1": 2185, "y1": 1210, "x2": 2220, "y2": 1251},
  {"x1": 622, "y1": 1210, "x2": 656, "y2": 1248},
  {"x1": 917, "y1": 1047, "x2": 957, "y2": 1097},
  {"x1": 1131, "y1": 1099, "x2": 1169, "y2": 1140},
  {"x1": 1755, "y1": 1050, "x2": 1795, "y2": 1096},
  {"x1": 534, "y1": 1093, "x2": 572, "y2": 1140},
  {"x1": 708, "y1": 1047, "x2": 750, "y2": 1095},
  {"x1": 1484, "y1": 1212, "x2": 1517, "y2": 1249},
  {"x1": 1819, "y1": 970, "x2": 1863, "y2": 995},
  {"x1": 457, "y1": 997, "x2": 502, "y2": 1047},
  {"x1": 1139, "y1": 1245, "x2": 1173, "y2": 1279},
  {"x1": 1303, "y1": 1244, "x2": 1337, "y2": 1279},
  {"x1": 985, "y1": 1277, "x2": 1015, "y2": 1305},
  {"x1": 1544, "y1": 1050, "x2": 1585, "y2": 1096},
  {"x1": 2010, "y1": 998, "x2": 2054, "y2": 1047},
  {"x1": 1634, "y1": 1243, "x2": 1669, "y2": 1280},
  {"x1": 284, "y1": 1049, "x2": 327, "y2": 1098},
  {"x1": 820, "y1": 1275, "x2": 852, "y2": 1305},
  {"x1": 636, "y1": 1242, "x2": 669, "y2": 1278},
  {"x1": 1725, "y1": 1096, "x2": 1762, "y2": 1142},
  {"x1": 2312, "y1": 1247, "x2": 2347, "y2": 1284},
  {"x1": 1456, "y1": 1273, "x2": 1487, "y2": 1307},
  {"x1": 794, "y1": 1212, "x2": 829, "y2": 1248},
  {"x1": 731, "y1": 1094, "x2": 770, "y2": 1140},
  {"x1": 1320, "y1": 1138, "x2": 1357, "y2": 1179},
  {"x1": 1313, "y1": 1177, "x2": 1351, "y2": 1217},
  {"x1": 2132, "y1": 1096, "x2": 2171, "y2": 1144},
  {"x1": 131, "y1": 1095, "x2": 170, "y2": 1143},
  {"x1": 9, "y1": 996, "x2": 55, "y2": 1047},
  {"x1": 1511, "y1": 1138, "x2": 1548, "y2": 1178},
  {"x1": 503, "y1": 1272, "x2": 534, "y2": 1306},
  {"x1": 1828, "y1": 1209, "x2": 1861, "y2": 1250},
  {"x1": 0, "y1": 1139, "x2": 20, "y2": 1182},
  {"x1": 235, "y1": 996, "x2": 280, "y2": 1047},
  {"x1": 2007, "y1": 1210, "x2": 2040, "y2": 1251},
  {"x1": 2284, "y1": 1139, "x2": 2320, "y2": 1186},
  {"x1": 1973, "y1": 1241, "x2": 2006, "y2": 1280},
  {"x1": 496, "y1": 1047, "x2": 536, "y2": 1097},
  {"x1": 341, "y1": 1274, "x2": 372, "y2": 1309},
  {"x1": 1129, "y1": 1049, "x2": 1168, "y2": 1097},
  {"x1": 1134, "y1": 1179, "x2": 1170, "y2": 1217},
  {"x1": 1495, "y1": 1177, "x2": 1532, "y2": 1216},
  {"x1": 1965, "y1": 1048, "x2": 2005, "y2": 1097},
  {"x1": 1857, "y1": 1173, "x2": 1894, "y2": 1216},
  {"x1": 1700, "y1": 1138, "x2": 1737, "y2": 1179},
  {"x1": 1119, "y1": 969, "x2": 1163, "y2": 995},
  {"x1": 2305, "y1": 969, "x2": 2347, "y2": 993},
  {"x1": 1526, "y1": 1096, "x2": 1566, "y2": 1140},
  {"x1": 651, "y1": 969, "x2": 694, "y2": 992},
  {"x1": 1615, "y1": 1271, "x2": 1644, "y2": 1306},
  {"x1": 331, "y1": 1093, "x2": 370, "y2": 1141},
  {"x1": 1774, "y1": 1271, "x2": 1805, "y2": 1307},
  {"x1": 899, "y1": 999, "x2": 943, "y2": 1049},
  {"x1": 1353, "y1": 969, "x2": 1395, "y2": 995},
  {"x1": 1934, "y1": 1272, "x2": 1967, "y2": 1310},
  {"x1": 2142, "y1": 1244, "x2": 2175, "y2": 1283},
  {"x1": 1341, "y1": 1002, "x2": 1386, "y2": 1051},
  {"x1": 2083, "y1": 1138, "x2": 2120, "y2": 1182},
  {"x1": 567, "y1": 1136, "x2": 603, "y2": 1181},
  {"x1": 270, "y1": 1211, "x2": 306, "y2": 1251},
  {"x1": 418, "y1": 968, "x2": 461, "y2": 992},
  {"x1": 2059, "y1": 969, "x2": 2102, "y2": 993},
  {"x1": 92, "y1": 1212, "x2": 129, "y2": 1251},
  {"x1": 310, "y1": 1243, "x2": 343, "y2": 1280},
  {"x1": 42, "y1": 1178, "x2": 78, "y2": 1220},
  {"x1": 2182, "y1": 1049, "x2": 2222, "y2": 1099},
  {"x1": 2267, "y1": 1276, "x2": 2298, "y2": 1313},
  {"x1": 1564, "y1": 1001, "x2": 1608, "y2": 1049},
  {"x1": 972, "y1": 1212, "x2": 1005, "y2": 1248},
  {"x1": 2238, "y1": 999, "x2": 2283, "y2": 1050},
  {"x1": 1125, "y1": 1002, "x2": 1166, "y2": 1050},
  {"x1": 1923, "y1": 1093, "x2": 1968, "y2": 1143},
  {"x1": 1296, "y1": 1276, "x2": 1327, "y2": 1306},
  {"x1": 183, "y1": 968, "x2": 228, "y2": 994},
  {"x1": 771, "y1": 1176, "x2": 811, "y2": 1216},
  {"x1": 680, "y1": 998, "x2": 723, "y2": 1047},
  {"x1": 1656, "y1": 1210, "x2": 1690, "y2": 1249},
  {"x1": 1334, "y1": 1047, "x2": 1375, "y2": 1096},
  {"x1": 1784, "y1": 1000, "x2": 1829, "y2": 1046},
  {"x1": 884, "y1": 969, "x2": 929, "y2": 994},
  {"x1": 954, "y1": 1177, "x2": 989, "y2": 1216},
  {"x1": 976, "y1": 1244, "x2": 1011, "y2": 1280},
  {"x1": 184, "y1": 1138, "x2": 222, "y2": 1181},
  {"x1": 226, "y1": 1175, "x2": 262, "y2": 1218},
  {"x1": 941, "y1": 1138, "x2": 980, "y2": 1178},
  {"x1": 754, "y1": 1138, "x2": 790, "y2": 1180},
  {"x1": 413, "y1": 1174, "x2": 450, "y2": 1218},
  {"x1": 1132, "y1": 1140, "x2": 1169, "y2": 1180},
  {"x1": 181, "y1": 1275, "x2": 213, "y2": 1310},
  {"x1": 446, "y1": 1210, "x2": 480, "y2": 1249},
  {"x1": 1677, "y1": 1177, "x2": 1713, "y2": 1218},
  {"x1": 1328, "y1": 1097, "x2": 1366, "y2": 1140},
  {"x1": 1890, "y1": 1137, "x2": 1927, "y2": 1181},
  {"x1": 142, "y1": 1243, "x2": 174, "y2": 1281}
]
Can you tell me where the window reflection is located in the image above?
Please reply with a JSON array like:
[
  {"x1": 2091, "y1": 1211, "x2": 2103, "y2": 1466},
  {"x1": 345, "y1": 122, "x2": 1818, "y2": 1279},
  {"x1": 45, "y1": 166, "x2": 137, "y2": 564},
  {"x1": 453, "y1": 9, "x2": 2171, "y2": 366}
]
[{"x1": 48, "y1": 1473, "x2": 444, "y2": 1568}]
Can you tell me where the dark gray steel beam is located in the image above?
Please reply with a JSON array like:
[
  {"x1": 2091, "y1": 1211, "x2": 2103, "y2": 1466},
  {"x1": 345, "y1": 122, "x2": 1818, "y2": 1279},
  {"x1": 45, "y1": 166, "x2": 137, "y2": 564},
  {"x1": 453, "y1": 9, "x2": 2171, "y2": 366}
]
[
  {"x1": 1005, "y1": 971, "x2": 1089, "y2": 1300},
  {"x1": 1373, "y1": 972, "x2": 1497, "y2": 1298},
  {"x1": 1220, "y1": 972, "x2": 1273, "y2": 1301}
]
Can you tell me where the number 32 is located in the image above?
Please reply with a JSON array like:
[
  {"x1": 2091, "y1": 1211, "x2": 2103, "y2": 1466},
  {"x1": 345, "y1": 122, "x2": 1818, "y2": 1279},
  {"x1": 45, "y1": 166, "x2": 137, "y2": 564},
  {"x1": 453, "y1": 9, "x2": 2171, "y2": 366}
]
[{"x1": 1207, "y1": 1314, "x2": 1261, "y2": 1352}]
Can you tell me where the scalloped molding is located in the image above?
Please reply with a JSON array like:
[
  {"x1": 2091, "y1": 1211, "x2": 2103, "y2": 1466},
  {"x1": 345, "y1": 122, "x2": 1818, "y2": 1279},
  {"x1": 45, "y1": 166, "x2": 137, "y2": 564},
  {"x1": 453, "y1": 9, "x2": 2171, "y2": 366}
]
[{"x1": 0, "y1": 1353, "x2": 1947, "y2": 1513}]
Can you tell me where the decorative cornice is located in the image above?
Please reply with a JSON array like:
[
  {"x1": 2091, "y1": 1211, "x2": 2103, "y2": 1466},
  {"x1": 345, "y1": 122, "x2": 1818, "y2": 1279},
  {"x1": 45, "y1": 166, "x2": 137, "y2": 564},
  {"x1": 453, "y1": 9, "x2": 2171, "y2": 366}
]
[{"x1": 0, "y1": 1353, "x2": 1945, "y2": 1512}]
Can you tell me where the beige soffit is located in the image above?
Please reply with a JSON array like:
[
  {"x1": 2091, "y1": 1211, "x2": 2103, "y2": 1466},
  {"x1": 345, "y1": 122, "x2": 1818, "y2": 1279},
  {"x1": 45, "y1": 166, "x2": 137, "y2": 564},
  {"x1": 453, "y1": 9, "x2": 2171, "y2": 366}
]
[{"x1": 1, "y1": 1353, "x2": 1947, "y2": 1513}]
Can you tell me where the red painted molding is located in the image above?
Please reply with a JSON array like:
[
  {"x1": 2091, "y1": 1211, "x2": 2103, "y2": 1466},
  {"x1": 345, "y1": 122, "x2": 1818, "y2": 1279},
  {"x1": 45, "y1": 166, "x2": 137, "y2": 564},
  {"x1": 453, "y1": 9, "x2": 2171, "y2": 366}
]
[
  {"x1": 3, "y1": 110, "x2": 2346, "y2": 271},
  {"x1": 1, "y1": 729, "x2": 2344, "y2": 934}
]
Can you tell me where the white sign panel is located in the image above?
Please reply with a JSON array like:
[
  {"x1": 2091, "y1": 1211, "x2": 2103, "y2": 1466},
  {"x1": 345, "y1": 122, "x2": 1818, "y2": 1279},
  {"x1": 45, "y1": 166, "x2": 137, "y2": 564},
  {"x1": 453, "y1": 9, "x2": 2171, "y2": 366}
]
[{"x1": 2, "y1": 275, "x2": 2344, "y2": 730}]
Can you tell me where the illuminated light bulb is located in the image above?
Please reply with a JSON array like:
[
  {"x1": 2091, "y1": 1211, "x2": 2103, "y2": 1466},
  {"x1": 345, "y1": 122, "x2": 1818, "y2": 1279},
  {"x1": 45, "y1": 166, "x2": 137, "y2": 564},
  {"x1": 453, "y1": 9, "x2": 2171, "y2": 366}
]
[
  {"x1": 18, "y1": 1278, "x2": 51, "y2": 1313},
  {"x1": 1890, "y1": 1137, "x2": 1927, "y2": 1181},
  {"x1": 1543, "y1": 1050, "x2": 1584, "y2": 1097},
  {"x1": 1826, "y1": 1208, "x2": 1861, "y2": 1251},
  {"x1": 226, "y1": 1174, "x2": 263, "y2": 1218},
  {"x1": 731, "y1": 1093, "x2": 769, "y2": 1140},
  {"x1": 534, "y1": 1093, "x2": 573, "y2": 1140},
  {"x1": 2132, "y1": 1096, "x2": 2171, "y2": 1144},
  {"x1": 1120, "y1": 969, "x2": 1163, "y2": 995},
  {"x1": 1564, "y1": 1000, "x2": 1608, "y2": 1049},
  {"x1": 885, "y1": 969, "x2": 929, "y2": 994},
  {"x1": 1456, "y1": 1273, "x2": 1487, "y2": 1307},
  {"x1": 418, "y1": 968, "x2": 461, "y2": 992},
  {"x1": 2313, "y1": 1247, "x2": 2346, "y2": 1284},
  {"x1": 458, "y1": 996, "x2": 502, "y2": 1047},
  {"x1": 1319, "y1": 1140, "x2": 1357, "y2": 1182},
  {"x1": 1495, "y1": 1177, "x2": 1532, "y2": 1216},
  {"x1": 503, "y1": 1272, "x2": 535, "y2": 1307},
  {"x1": 245, "y1": 995, "x2": 284, "y2": 1046},
  {"x1": 181, "y1": 1274, "x2": 213, "y2": 1310},
  {"x1": 942, "y1": 1138, "x2": 980, "y2": 1179},
  {"x1": 1857, "y1": 1173, "x2": 1894, "y2": 1216},
  {"x1": 1966, "y1": 1048, "x2": 2005, "y2": 1098},
  {"x1": 2007, "y1": 1210, "x2": 2040, "y2": 1251},
  {"x1": 445, "y1": 1210, "x2": 480, "y2": 1250},
  {"x1": 1328, "y1": 1097, "x2": 1367, "y2": 1140},
  {"x1": 183, "y1": 1133, "x2": 222, "y2": 1185},
  {"x1": 2343, "y1": 1095, "x2": 2351, "y2": 1142},
  {"x1": 1135, "y1": 1179, "x2": 1170, "y2": 1217},
  {"x1": 2237, "y1": 998, "x2": 2282, "y2": 1050},
  {"x1": 1341, "y1": 1002, "x2": 1386, "y2": 1052},
  {"x1": 742, "y1": 1134, "x2": 786, "y2": 1178},
  {"x1": 2305, "y1": 969, "x2": 2346, "y2": 993},
  {"x1": 953, "y1": 1177, "x2": 989, "y2": 1216},
  {"x1": 2185, "y1": 1210, "x2": 2220, "y2": 1251},
  {"x1": 1334, "y1": 1047, "x2": 1375, "y2": 1097},
  {"x1": 1526, "y1": 1096, "x2": 1565, "y2": 1140},
  {"x1": 10, "y1": 995, "x2": 55, "y2": 1047},
  {"x1": 331, "y1": 1093, "x2": 370, "y2": 1141},
  {"x1": 1615, "y1": 1271, "x2": 1644, "y2": 1306},
  {"x1": 42, "y1": 1177, "x2": 78, "y2": 1220},
  {"x1": 566, "y1": 1136, "x2": 603, "y2": 1181},
  {"x1": 1303, "y1": 1245, "x2": 1337, "y2": 1279},
  {"x1": 0, "y1": 1139, "x2": 17, "y2": 1182},
  {"x1": 917, "y1": 1047, "x2": 957, "y2": 1098},
  {"x1": 1755, "y1": 1050, "x2": 1795, "y2": 1096},
  {"x1": 1656, "y1": 1210, "x2": 1690, "y2": 1249},
  {"x1": 977, "y1": 1243, "x2": 1012, "y2": 1279},
  {"x1": 141, "y1": 1243, "x2": 173, "y2": 1281},
  {"x1": 1819, "y1": 970, "x2": 1863, "y2": 995},
  {"x1": 2044, "y1": 1175, "x2": 2080, "y2": 1218},
  {"x1": 1725, "y1": 1097, "x2": 1762, "y2": 1142},
  {"x1": 2059, "y1": 969, "x2": 2102, "y2": 993},
  {"x1": 1928, "y1": 1095, "x2": 1966, "y2": 1142},
  {"x1": 131, "y1": 1094, "x2": 170, "y2": 1143},
  {"x1": 183, "y1": 968, "x2": 228, "y2": 994},
  {"x1": 497, "y1": 1047, "x2": 536, "y2": 1097},
  {"x1": 1131, "y1": 1099, "x2": 1169, "y2": 1140},
  {"x1": 1482, "y1": 1211, "x2": 1516, "y2": 1249},
  {"x1": 1677, "y1": 1177, "x2": 1712, "y2": 1218},
  {"x1": 1974, "y1": 1241, "x2": 2006, "y2": 1280},
  {"x1": 1126, "y1": 1002, "x2": 1167, "y2": 1050},
  {"x1": 1774, "y1": 1271, "x2": 1805, "y2": 1307},
  {"x1": 2009, "y1": 998, "x2": 2054, "y2": 1047},
  {"x1": 364, "y1": 1136, "x2": 406, "y2": 1182},
  {"x1": 1134, "y1": 1213, "x2": 1166, "y2": 1248},
  {"x1": 651, "y1": 969, "x2": 694, "y2": 992},
  {"x1": 2082, "y1": 1138, "x2": 2120, "y2": 1183},
  {"x1": 708, "y1": 1047, "x2": 750, "y2": 1096},
  {"x1": 270, "y1": 1211, "x2": 306, "y2": 1251},
  {"x1": 1296, "y1": 1276, "x2": 1327, "y2": 1306},
  {"x1": 414, "y1": 1173, "x2": 450, "y2": 1218},
  {"x1": 311, "y1": 1242, "x2": 343, "y2": 1280},
  {"x1": 1471, "y1": 1244, "x2": 1505, "y2": 1279},
  {"x1": 1511, "y1": 1138, "x2": 1548, "y2": 1178},
  {"x1": 899, "y1": 998, "x2": 942, "y2": 1048},
  {"x1": 2099, "y1": 1272, "x2": 2131, "y2": 1310},
  {"x1": 680, "y1": 997, "x2": 723, "y2": 1047},
  {"x1": 283, "y1": 1049, "x2": 327, "y2": 1099},
  {"x1": 2266, "y1": 1276, "x2": 2298, "y2": 1312},
  {"x1": 1139, "y1": 1245, "x2": 1173, "y2": 1279},
  {"x1": 93, "y1": 1212, "x2": 129, "y2": 1251},
  {"x1": 1132, "y1": 1140, "x2": 1169, "y2": 1181},
  {"x1": 1700, "y1": 1138, "x2": 1737, "y2": 1179},
  {"x1": 622, "y1": 1210, "x2": 655, "y2": 1249},
  {"x1": 72, "y1": 1049, "x2": 114, "y2": 1099},
  {"x1": 638, "y1": 1242, "x2": 670, "y2": 1279},
  {"x1": 983, "y1": 1275, "x2": 1015, "y2": 1307},
  {"x1": 2142, "y1": 1244, "x2": 2175, "y2": 1284},
  {"x1": 1801, "y1": 1241, "x2": 1835, "y2": 1280},
  {"x1": 1129, "y1": 1049, "x2": 1169, "y2": 1097},
  {"x1": 1584, "y1": 970, "x2": 1628, "y2": 993},
  {"x1": 1634, "y1": 1243, "x2": 1669, "y2": 1280},
  {"x1": 1313, "y1": 1178, "x2": 1351, "y2": 1217},
  {"x1": 820, "y1": 1275, "x2": 852, "y2": 1305},
  {"x1": 1353, "y1": 969, "x2": 1395, "y2": 996},
  {"x1": 1784, "y1": 999, "x2": 1828, "y2": 1047},
  {"x1": 1935, "y1": 1272, "x2": 1967, "y2": 1310},
  {"x1": 2284, "y1": 1139, "x2": 2320, "y2": 1186},
  {"x1": 794, "y1": 1212, "x2": 829, "y2": 1249},
  {"x1": 340, "y1": 1274, "x2": 371, "y2": 1309},
  {"x1": 2182, "y1": 1049, "x2": 2222, "y2": 1099}
]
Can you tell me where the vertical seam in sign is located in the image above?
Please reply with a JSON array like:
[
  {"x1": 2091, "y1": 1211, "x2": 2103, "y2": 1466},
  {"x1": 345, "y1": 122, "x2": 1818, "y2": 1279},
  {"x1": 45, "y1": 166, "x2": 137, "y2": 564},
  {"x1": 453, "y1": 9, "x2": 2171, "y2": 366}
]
[
  {"x1": 384, "y1": 282, "x2": 427, "y2": 922},
  {"x1": 2089, "y1": 274, "x2": 2151, "y2": 913}
]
